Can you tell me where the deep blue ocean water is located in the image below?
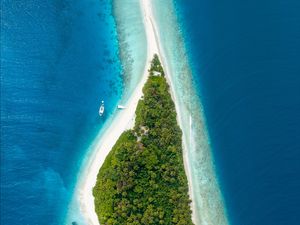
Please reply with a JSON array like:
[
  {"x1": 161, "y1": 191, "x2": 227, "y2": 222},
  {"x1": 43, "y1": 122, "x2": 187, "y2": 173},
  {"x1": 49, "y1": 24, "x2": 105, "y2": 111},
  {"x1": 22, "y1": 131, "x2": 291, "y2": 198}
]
[
  {"x1": 175, "y1": 0, "x2": 300, "y2": 224},
  {"x1": 2, "y1": 0, "x2": 300, "y2": 224},
  {"x1": 1, "y1": 0, "x2": 122, "y2": 224}
]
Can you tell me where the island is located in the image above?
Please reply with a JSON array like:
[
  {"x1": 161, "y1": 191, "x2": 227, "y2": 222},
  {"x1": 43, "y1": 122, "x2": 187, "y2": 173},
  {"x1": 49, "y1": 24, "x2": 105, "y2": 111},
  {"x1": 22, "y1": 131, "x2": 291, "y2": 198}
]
[{"x1": 93, "y1": 55, "x2": 194, "y2": 225}]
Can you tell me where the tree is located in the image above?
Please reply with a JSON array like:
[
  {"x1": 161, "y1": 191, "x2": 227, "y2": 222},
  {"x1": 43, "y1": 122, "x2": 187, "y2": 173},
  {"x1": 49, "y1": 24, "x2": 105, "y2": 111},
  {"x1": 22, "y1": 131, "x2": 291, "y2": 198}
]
[{"x1": 93, "y1": 55, "x2": 194, "y2": 225}]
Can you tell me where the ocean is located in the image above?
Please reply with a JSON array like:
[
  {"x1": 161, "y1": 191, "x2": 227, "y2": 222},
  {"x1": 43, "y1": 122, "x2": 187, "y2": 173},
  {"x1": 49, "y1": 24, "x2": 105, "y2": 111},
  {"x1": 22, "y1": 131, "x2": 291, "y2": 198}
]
[
  {"x1": 2, "y1": 0, "x2": 300, "y2": 225},
  {"x1": 1, "y1": 0, "x2": 122, "y2": 224},
  {"x1": 65, "y1": 0, "x2": 147, "y2": 223},
  {"x1": 151, "y1": 0, "x2": 228, "y2": 224},
  {"x1": 174, "y1": 0, "x2": 300, "y2": 224}
]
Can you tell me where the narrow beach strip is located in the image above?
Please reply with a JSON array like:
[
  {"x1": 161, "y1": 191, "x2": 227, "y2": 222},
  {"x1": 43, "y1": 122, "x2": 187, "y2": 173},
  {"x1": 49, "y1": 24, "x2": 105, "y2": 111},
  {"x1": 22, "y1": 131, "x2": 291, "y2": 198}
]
[{"x1": 78, "y1": 0, "x2": 196, "y2": 224}]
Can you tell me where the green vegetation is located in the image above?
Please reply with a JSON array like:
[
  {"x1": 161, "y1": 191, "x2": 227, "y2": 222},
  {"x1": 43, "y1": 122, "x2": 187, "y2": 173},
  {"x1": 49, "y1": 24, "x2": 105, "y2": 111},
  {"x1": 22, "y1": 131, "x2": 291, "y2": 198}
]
[
  {"x1": 148, "y1": 54, "x2": 165, "y2": 77},
  {"x1": 93, "y1": 54, "x2": 194, "y2": 225}
]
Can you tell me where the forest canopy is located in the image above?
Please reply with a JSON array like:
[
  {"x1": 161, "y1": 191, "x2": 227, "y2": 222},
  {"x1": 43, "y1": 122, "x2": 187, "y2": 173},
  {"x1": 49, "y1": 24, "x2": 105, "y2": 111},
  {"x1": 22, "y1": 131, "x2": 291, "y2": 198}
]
[{"x1": 93, "y1": 54, "x2": 194, "y2": 225}]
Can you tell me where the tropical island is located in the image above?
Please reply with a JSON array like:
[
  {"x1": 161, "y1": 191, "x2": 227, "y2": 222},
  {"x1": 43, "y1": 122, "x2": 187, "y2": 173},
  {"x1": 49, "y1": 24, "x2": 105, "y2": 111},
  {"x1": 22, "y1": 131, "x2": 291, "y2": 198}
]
[{"x1": 93, "y1": 55, "x2": 194, "y2": 225}]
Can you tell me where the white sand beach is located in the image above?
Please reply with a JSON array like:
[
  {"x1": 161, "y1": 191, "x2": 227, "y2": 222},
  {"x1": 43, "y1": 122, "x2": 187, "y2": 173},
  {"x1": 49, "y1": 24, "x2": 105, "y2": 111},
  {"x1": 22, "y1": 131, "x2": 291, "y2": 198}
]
[{"x1": 77, "y1": 0, "x2": 195, "y2": 224}]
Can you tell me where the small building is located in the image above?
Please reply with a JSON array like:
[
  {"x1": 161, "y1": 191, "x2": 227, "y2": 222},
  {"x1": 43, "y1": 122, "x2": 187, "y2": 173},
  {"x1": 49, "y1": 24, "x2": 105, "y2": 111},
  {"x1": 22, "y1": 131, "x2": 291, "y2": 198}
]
[{"x1": 153, "y1": 71, "x2": 161, "y2": 76}]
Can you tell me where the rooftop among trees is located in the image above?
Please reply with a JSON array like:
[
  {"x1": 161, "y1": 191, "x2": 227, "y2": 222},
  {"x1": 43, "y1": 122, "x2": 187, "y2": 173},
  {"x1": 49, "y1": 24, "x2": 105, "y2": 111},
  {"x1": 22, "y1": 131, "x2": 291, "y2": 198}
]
[{"x1": 93, "y1": 55, "x2": 194, "y2": 225}]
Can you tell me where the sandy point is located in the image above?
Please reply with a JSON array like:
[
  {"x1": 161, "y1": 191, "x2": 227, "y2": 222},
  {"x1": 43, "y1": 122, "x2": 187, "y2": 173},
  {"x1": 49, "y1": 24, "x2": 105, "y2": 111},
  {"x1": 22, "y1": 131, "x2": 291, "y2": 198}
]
[{"x1": 76, "y1": 0, "x2": 195, "y2": 224}]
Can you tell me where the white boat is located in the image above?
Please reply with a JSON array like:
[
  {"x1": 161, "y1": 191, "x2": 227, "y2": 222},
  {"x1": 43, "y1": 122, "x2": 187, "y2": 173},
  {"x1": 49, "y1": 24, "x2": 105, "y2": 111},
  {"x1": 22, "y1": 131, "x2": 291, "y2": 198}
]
[
  {"x1": 117, "y1": 105, "x2": 126, "y2": 109},
  {"x1": 99, "y1": 101, "x2": 105, "y2": 116}
]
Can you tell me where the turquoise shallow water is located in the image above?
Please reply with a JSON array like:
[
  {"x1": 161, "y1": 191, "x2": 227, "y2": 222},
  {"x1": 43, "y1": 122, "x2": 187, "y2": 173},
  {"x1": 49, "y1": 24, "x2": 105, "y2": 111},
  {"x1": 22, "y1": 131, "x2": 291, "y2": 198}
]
[
  {"x1": 1, "y1": 0, "x2": 122, "y2": 224},
  {"x1": 3, "y1": 0, "x2": 299, "y2": 225},
  {"x1": 113, "y1": 0, "x2": 147, "y2": 103},
  {"x1": 66, "y1": 0, "x2": 148, "y2": 224},
  {"x1": 151, "y1": 0, "x2": 228, "y2": 224}
]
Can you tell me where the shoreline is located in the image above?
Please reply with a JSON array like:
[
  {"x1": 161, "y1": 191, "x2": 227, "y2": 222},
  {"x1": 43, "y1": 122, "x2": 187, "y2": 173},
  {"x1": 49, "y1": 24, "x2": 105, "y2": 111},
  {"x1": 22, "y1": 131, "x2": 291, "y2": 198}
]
[
  {"x1": 77, "y1": 0, "x2": 196, "y2": 224},
  {"x1": 151, "y1": 0, "x2": 229, "y2": 223},
  {"x1": 77, "y1": 0, "x2": 164, "y2": 224},
  {"x1": 145, "y1": 3, "x2": 199, "y2": 224}
]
